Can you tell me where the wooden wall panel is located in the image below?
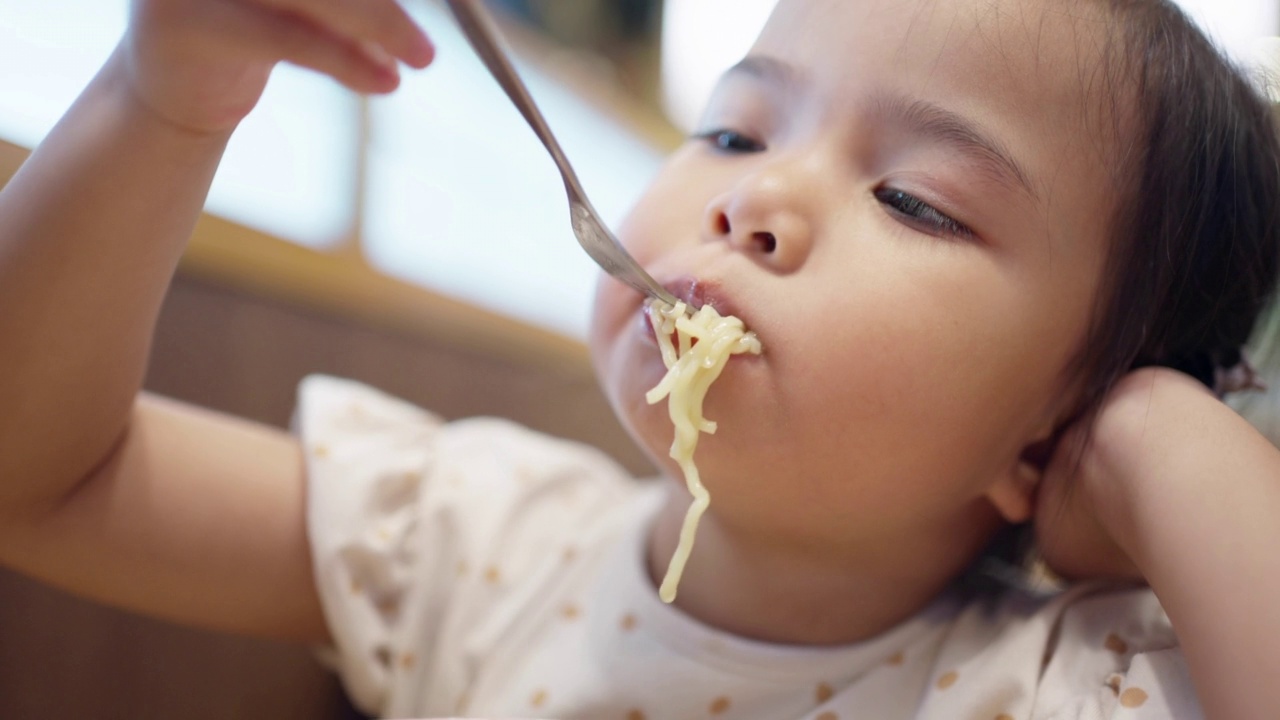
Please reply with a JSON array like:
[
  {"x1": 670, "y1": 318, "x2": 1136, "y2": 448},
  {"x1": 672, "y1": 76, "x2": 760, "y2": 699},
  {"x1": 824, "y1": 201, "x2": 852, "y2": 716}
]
[{"x1": 144, "y1": 274, "x2": 650, "y2": 473}]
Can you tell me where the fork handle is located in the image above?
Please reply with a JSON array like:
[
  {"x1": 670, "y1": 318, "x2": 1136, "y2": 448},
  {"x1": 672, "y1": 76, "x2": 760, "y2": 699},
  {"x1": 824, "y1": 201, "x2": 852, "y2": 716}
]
[{"x1": 443, "y1": 0, "x2": 590, "y2": 201}]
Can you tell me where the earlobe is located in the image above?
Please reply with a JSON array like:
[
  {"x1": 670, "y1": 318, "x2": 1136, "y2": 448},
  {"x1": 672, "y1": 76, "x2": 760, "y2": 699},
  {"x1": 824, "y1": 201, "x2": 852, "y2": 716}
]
[
  {"x1": 985, "y1": 454, "x2": 1043, "y2": 524},
  {"x1": 986, "y1": 428, "x2": 1057, "y2": 523}
]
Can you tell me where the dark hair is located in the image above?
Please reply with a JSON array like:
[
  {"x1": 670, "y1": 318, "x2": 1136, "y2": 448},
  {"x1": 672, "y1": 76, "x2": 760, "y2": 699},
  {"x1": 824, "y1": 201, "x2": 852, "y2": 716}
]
[
  {"x1": 1071, "y1": 0, "x2": 1280, "y2": 424},
  {"x1": 967, "y1": 0, "x2": 1280, "y2": 596}
]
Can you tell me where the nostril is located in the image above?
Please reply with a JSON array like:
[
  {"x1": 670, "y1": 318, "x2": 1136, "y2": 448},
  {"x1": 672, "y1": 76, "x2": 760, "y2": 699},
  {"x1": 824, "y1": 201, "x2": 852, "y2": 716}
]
[
  {"x1": 752, "y1": 232, "x2": 778, "y2": 253},
  {"x1": 715, "y1": 213, "x2": 731, "y2": 235}
]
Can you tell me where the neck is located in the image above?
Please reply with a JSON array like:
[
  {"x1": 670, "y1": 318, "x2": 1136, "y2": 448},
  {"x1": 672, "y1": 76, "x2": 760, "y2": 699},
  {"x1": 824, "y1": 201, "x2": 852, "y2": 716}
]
[{"x1": 646, "y1": 486, "x2": 1000, "y2": 646}]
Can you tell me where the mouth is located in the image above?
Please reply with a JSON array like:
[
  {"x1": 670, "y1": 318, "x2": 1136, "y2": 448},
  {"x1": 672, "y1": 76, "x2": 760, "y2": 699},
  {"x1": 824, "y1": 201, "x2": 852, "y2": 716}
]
[{"x1": 638, "y1": 276, "x2": 755, "y2": 347}]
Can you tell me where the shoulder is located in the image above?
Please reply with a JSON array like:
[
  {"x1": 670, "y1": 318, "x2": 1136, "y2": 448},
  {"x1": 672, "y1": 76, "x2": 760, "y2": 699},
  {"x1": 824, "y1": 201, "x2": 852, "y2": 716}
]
[
  {"x1": 917, "y1": 584, "x2": 1200, "y2": 719},
  {"x1": 296, "y1": 374, "x2": 639, "y2": 556},
  {"x1": 294, "y1": 375, "x2": 647, "y2": 714},
  {"x1": 296, "y1": 373, "x2": 626, "y2": 478},
  {"x1": 1034, "y1": 585, "x2": 1197, "y2": 718}
]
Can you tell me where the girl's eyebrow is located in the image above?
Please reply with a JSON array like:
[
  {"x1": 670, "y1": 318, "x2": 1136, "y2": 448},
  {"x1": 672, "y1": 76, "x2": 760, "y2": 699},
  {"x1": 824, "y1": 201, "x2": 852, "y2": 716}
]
[
  {"x1": 724, "y1": 55, "x2": 795, "y2": 86},
  {"x1": 871, "y1": 93, "x2": 1040, "y2": 203}
]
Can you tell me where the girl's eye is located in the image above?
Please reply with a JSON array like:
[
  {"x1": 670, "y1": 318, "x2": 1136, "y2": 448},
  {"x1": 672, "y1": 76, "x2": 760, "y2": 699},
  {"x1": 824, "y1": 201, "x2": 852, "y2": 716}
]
[
  {"x1": 874, "y1": 188, "x2": 974, "y2": 241},
  {"x1": 694, "y1": 129, "x2": 765, "y2": 153}
]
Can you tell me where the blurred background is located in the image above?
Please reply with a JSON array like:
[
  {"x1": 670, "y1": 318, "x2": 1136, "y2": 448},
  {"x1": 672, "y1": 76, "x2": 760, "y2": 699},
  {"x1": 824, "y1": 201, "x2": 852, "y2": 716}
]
[{"x1": 0, "y1": 0, "x2": 1278, "y2": 718}]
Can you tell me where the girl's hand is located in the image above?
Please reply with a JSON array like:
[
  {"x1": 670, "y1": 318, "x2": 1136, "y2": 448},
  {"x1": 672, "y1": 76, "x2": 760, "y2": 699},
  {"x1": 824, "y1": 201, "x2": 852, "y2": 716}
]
[
  {"x1": 122, "y1": 0, "x2": 435, "y2": 135},
  {"x1": 1033, "y1": 367, "x2": 1216, "y2": 581}
]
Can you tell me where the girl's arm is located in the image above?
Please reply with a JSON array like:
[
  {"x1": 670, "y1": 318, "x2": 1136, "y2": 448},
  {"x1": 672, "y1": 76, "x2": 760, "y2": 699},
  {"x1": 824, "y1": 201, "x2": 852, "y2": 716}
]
[
  {"x1": 0, "y1": 49, "x2": 327, "y2": 641},
  {"x1": 1045, "y1": 368, "x2": 1280, "y2": 718},
  {"x1": 0, "y1": 0, "x2": 431, "y2": 641}
]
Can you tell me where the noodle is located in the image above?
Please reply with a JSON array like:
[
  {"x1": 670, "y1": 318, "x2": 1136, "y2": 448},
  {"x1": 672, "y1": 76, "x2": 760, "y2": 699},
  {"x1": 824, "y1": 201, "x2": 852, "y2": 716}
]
[{"x1": 646, "y1": 299, "x2": 762, "y2": 603}]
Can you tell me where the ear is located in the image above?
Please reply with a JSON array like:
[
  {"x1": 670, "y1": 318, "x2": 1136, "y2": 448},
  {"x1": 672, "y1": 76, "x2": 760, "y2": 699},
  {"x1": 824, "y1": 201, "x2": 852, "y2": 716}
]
[{"x1": 984, "y1": 436, "x2": 1054, "y2": 524}]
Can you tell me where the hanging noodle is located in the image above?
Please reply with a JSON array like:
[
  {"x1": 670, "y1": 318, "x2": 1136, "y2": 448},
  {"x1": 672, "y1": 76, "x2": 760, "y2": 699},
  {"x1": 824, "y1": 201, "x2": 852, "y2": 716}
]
[{"x1": 646, "y1": 299, "x2": 762, "y2": 603}]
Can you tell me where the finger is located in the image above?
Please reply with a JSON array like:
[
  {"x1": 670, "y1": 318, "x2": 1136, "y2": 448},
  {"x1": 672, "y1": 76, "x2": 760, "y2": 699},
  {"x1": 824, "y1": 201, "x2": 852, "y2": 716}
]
[
  {"x1": 250, "y1": 9, "x2": 403, "y2": 94},
  {"x1": 259, "y1": 0, "x2": 434, "y2": 68}
]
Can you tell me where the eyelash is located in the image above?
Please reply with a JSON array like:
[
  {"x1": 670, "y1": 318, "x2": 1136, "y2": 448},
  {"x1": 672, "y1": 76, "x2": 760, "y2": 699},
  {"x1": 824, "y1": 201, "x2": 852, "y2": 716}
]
[
  {"x1": 694, "y1": 131, "x2": 974, "y2": 241},
  {"x1": 874, "y1": 188, "x2": 974, "y2": 241},
  {"x1": 693, "y1": 128, "x2": 765, "y2": 153}
]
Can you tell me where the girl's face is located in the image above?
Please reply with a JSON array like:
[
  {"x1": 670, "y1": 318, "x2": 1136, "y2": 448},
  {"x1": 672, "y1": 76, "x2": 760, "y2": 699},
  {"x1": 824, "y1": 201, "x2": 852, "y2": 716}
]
[{"x1": 591, "y1": 0, "x2": 1122, "y2": 545}]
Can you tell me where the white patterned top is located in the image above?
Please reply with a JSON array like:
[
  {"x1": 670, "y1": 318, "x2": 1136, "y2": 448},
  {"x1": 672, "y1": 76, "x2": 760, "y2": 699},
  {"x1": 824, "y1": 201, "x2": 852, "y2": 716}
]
[{"x1": 297, "y1": 375, "x2": 1200, "y2": 720}]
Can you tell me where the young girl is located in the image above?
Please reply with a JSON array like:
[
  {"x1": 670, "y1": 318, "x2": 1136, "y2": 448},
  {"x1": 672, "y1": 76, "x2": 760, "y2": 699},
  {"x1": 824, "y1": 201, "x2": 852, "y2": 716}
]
[{"x1": 1, "y1": 0, "x2": 1277, "y2": 717}]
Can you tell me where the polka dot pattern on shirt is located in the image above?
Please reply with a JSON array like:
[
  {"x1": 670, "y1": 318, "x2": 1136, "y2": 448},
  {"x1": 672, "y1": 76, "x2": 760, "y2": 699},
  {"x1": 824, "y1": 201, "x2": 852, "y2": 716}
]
[
  {"x1": 1105, "y1": 632, "x2": 1129, "y2": 654},
  {"x1": 373, "y1": 595, "x2": 399, "y2": 615},
  {"x1": 530, "y1": 688, "x2": 548, "y2": 708},
  {"x1": 1120, "y1": 687, "x2": 1149, "y2": 708},
  {"x1": 936, "y1": 671, "x2": 959, "y2": 690},
  {"x1": 815, "y1": 682, "x2": 834, "y2": 703}
]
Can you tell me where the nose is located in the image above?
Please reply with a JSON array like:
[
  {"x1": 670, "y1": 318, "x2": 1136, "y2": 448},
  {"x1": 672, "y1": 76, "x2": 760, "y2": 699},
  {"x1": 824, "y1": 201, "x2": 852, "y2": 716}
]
[{"x1": 702, "y1": 159, "x2": 816, "y2": 272}]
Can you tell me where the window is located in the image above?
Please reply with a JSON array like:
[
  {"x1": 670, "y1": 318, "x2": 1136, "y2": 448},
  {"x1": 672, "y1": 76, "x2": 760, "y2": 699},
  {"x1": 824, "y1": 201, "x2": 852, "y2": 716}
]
[{"x1": 0, "y1": 0, "x2": 664, "y2": 339}]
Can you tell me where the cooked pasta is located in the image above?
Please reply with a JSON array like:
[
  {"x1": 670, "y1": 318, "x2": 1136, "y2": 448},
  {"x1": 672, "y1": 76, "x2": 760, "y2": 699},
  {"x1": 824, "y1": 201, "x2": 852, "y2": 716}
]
[{"x1": 646, "y1": 299, "x2": 762, "y2": 603}]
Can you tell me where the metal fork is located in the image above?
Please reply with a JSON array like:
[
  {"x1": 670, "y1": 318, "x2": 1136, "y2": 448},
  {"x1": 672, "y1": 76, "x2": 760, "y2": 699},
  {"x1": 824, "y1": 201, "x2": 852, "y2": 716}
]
[{"x1": 442, "y1": 0, "x2": 679, "y2": 308}]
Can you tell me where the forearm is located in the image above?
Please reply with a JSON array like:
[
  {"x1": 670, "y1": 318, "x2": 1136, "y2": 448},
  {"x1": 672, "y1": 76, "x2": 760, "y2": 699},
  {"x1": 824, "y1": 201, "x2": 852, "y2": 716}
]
[
  {"x1": 1100, "y1": 392, "x2": 1280, "y2": 719},
  {"x1": 0, "y1": 45, "x2": 231, "y2": 516}
]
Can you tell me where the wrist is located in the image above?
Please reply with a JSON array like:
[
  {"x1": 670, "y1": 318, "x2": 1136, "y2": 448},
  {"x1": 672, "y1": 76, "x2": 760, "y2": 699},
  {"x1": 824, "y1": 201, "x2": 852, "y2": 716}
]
[
  {"x1": 1076, "y1": 369, "x2": 1221, "y2": 567},
  {"x1": 104, "y1": 42, "x2": 240, "y2": 144}
]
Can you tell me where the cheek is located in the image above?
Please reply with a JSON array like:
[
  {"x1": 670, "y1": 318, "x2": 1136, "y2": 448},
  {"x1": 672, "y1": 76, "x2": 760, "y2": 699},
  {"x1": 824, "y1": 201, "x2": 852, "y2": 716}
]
[
  {"x1": 778, "y1": 265, "x2": 1066, "y2": 488},
  {"x1": 613, "y1": 147, "x2": 717, "y2": 261}
]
